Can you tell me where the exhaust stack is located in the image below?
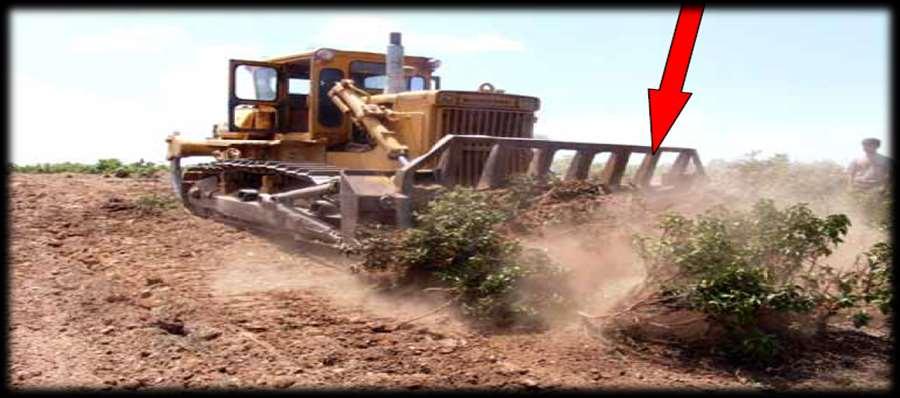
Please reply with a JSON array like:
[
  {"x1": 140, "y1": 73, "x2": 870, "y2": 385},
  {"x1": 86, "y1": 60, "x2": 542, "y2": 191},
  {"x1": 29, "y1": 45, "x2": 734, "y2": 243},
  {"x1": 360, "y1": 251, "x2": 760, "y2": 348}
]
[{"x1": 385, "y1": 32, "x2": 405, "y2": 94}]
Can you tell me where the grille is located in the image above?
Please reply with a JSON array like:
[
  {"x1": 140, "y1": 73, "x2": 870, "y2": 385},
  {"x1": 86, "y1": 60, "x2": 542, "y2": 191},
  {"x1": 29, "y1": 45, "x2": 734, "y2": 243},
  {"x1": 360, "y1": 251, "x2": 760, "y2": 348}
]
[{"x1": 437, "y1": 107, "x2": 534, "y2": 186}]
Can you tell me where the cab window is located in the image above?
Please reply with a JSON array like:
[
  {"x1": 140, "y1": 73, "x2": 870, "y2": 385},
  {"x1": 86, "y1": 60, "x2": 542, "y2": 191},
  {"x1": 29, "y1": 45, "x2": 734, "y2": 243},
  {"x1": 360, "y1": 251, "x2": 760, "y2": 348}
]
[
  {"x1": 408, "y1": 75, "x2": 426, "y2": 91},
  {"x1": 350, "y1": 61, "x2": 387, "y2": 93},
  {"x1": 289, "y1": 78, "x2": 310, "y2": 95},
  {"x1": 235, "y1": 65, "x2": 278, "y2": 101}
]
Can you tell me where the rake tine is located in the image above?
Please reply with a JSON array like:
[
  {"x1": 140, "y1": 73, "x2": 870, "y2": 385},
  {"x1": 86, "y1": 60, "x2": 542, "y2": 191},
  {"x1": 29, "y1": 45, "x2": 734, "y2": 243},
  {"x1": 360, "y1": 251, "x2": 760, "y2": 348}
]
[
  {"x1": 527, "y1": 147, "x2": 556, "y2": 182},
  {"x1": 599, "y1": 150, "x2": 630, "y2": 189},
  {"x1": 634, "y1": 151, "x2": 661, "y2": 188},
  {"x1": 476, "y1": 143, "x2": 511, "y2": 190},
  {"x1": 564, "y1": 149, "x2": 596, "y2": 181}
]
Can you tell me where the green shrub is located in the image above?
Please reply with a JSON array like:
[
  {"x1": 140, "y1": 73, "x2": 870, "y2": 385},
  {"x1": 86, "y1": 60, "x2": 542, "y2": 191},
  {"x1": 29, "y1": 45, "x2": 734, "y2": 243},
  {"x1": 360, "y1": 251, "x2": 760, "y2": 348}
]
[
  {"x1": 706, "y1": 152, "x2": 847, "y2": 205},
  {"x1": 633, "y1": 199, "x2": 858, "y2": 362},
  {"x1": 134, "y1": 193, "x2": 179, "y2": 215},
  {"x1": 10, "y1": 158, "x2": 168, "y2": 178},
  {"x1": 851, "y1": 185, "x2": 892, "y2": 232},
  {"x1": 498, "y1": 174, "x2": 547, "y2": 216},
  {"x1": 839, "y1": 241, "x2": 893, "y2": 327},
  {"x1": 705, "y1": 151, "x2": 891, "y2": 235},
  {"x1": 359, "y1": 187, "x2": 574, "y2": 327}
]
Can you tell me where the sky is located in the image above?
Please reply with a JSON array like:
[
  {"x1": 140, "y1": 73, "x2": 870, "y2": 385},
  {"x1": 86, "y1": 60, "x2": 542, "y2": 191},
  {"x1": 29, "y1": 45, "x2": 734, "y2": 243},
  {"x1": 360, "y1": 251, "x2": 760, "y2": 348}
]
[{"x1": 9, "y1": 8, "x2": 891, "y2": 166}]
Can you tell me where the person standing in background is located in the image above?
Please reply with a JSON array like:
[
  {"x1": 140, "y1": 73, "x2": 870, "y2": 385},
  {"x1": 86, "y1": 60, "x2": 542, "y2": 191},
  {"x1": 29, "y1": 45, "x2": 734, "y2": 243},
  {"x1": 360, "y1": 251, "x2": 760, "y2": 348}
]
[{"x1": 848, "y1": 137, "x2": 892, "y2": 192}]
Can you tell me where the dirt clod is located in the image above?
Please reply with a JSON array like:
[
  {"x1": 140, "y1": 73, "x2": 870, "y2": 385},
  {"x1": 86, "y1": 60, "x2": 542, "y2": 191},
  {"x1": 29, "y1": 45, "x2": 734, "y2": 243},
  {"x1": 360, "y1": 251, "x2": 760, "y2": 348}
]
[
  {"x1": 153, "y1": 320, "x2": 187, "y2": 336},
  {"x1": 271, "y1": 376, "x2": 296, "y2": 389},
  {"x1": 369, "y1": 323, "x2": 393, "y2": 333}
]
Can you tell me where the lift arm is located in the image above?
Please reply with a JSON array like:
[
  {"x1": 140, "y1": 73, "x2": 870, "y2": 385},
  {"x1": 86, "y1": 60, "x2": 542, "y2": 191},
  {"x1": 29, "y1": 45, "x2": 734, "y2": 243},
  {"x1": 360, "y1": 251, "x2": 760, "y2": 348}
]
[{"x1": 327, "y1": 79, "x2": 409, "y2": 161}]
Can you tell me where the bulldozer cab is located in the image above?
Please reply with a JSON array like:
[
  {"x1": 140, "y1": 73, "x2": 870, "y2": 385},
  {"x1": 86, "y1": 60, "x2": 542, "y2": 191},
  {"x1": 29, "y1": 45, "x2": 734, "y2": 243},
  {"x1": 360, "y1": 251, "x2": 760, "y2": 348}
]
[{"x1": 226, "y1": 49, "x2": 436, "y2": 146}]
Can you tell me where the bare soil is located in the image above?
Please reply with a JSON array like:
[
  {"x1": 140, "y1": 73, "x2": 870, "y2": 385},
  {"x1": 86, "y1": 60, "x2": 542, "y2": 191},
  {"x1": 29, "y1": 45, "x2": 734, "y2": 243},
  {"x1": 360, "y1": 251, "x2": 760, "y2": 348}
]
[{"x1": 7, "y1": 173, "x2": 892, "y2": 391}]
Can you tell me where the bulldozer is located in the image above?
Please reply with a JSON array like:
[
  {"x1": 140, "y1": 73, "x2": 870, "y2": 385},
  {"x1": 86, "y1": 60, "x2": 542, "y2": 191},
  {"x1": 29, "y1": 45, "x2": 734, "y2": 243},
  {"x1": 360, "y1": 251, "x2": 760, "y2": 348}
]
[{"x1": 165, "y1": 32, "x2": 705, "y2": 247}]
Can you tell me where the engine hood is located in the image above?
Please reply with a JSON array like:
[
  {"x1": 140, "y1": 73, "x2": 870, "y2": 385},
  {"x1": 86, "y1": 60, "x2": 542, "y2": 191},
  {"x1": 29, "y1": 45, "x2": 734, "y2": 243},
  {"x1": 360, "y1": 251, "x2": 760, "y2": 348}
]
[{"x1": 433, "y1": 90, "x2": 540, "y2": 112}]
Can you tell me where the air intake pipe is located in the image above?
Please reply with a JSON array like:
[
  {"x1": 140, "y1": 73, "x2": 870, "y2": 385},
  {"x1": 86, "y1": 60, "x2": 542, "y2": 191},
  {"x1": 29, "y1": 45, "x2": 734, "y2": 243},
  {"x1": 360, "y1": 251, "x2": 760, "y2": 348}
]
[{"x1": 385, "y1": 32, "x2": 406, "y2": 94}]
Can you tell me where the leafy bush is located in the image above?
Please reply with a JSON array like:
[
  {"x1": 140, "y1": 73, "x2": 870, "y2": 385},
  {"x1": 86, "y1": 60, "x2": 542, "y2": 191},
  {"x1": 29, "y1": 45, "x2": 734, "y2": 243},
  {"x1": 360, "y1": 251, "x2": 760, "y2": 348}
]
[
  {"x1": 496, "y1": 174, "x2": 548, "y2": 217},
  {"x1": 358, "y1": 187, "x2": 574, "y2": 327},
  {"x1": 850, "y1": 185, "x2": 892, "y2": 232},
  {"x1": 10, "y1": 158, "x2": 168, "y2": 178},
  {"x1": 837, "y1": 241, "x2": 893, "y2": 327},
  {"x1": 134, "y1": 193, "x2": 180, "y2": 215},
  {"x1": 632, "y1": 199, "x2": 864, "y2": 362},
  {"x1": 706, "y1": 152, "x2": 847, "y2": 205},
  {"x1": 704, "y1": 151, "x2": 893, "y2": 234}
]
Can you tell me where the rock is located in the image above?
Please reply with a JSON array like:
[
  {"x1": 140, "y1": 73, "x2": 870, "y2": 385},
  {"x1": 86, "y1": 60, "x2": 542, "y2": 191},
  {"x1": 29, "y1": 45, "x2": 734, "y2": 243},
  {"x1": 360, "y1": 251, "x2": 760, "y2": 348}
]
[
  {"x1": 197, "y1": 327, "x2": 222, "y2": 341},
  {"x1": 242, "y1": 324, "x2": 267, "y2": 333},
  {"x1": 440, "y1": 338, "x2": 459, "y2": 348},
  {"x1": 122, "y1": 379, "x2": 145, "y2": 390},
  {"x1": 321, "y1": 354, "x2": 338, "y2": 366},
  {"x1": 101, "y1": 326, "x2": 116, "y2": 335},
  {"x1": 101, "y1": 197, "x2": 134, "y2": 212},
  {"x1": 139, "y1": 290, "x2": 152, "y2": 298},
  {"x1": 153, "y1": 319, "x2": 187, "y2": 336},
  {"x1": 146, "y1": 277, "x2": 164, "y2": 286},
  {"x1": 81, "y1": 257, "x2": 100, "y2": 266},
  {"x1": 47, "y1": 240, "x2": 63, "y2": 248},
  {"x1": 497, "y1": 361, "x2": 524, "y2": 376},
  {"x1": 271, "y1": 376, "x2": 296, "y2": 389},
  {"x1": 368, "y1": 323, "x2": 392, "y2": 333},
  {"x1": 521, "y1": 378, "x2": 539, "y2": 389},
  {"x1": 105, "y1": 294, "x2": 128, "y2": 303}
]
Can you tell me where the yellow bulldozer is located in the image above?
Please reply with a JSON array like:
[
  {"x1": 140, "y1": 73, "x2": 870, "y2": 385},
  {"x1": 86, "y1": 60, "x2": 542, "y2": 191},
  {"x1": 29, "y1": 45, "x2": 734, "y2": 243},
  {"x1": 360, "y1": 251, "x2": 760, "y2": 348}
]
[{"x1": 165, "y1": 32, "x2": 705, "y2": 246}]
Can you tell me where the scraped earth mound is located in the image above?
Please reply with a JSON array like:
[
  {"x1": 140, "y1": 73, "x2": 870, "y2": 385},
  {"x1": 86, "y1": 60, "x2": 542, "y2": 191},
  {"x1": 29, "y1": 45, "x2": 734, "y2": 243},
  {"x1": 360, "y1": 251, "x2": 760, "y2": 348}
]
[{"x1": 8, "y1": 173, "x2": 891, "y2": 391}]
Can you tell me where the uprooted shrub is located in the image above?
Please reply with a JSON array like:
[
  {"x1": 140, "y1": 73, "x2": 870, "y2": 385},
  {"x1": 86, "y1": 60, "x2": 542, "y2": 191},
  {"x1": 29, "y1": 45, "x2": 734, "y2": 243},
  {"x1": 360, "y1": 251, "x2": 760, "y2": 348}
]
[
  {"x1": 356, "y1": 187, "x2": 574, "y2": 328},
  {"x1": 609, "y1": 199, "x2": 892, "y2": 363},
  {"x1": 134, "y1": 193, "x2": 180, "y2": 216},
  {"x1": 491, "y1": 174, "x2": 617, "y2": 233}
]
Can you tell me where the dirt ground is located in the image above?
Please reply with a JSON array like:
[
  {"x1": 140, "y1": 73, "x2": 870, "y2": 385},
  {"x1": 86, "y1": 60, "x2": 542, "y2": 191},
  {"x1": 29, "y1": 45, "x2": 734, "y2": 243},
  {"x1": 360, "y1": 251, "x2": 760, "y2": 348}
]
[{"x1": 7, "y1": 173, "x2": 893, "y2": 391}]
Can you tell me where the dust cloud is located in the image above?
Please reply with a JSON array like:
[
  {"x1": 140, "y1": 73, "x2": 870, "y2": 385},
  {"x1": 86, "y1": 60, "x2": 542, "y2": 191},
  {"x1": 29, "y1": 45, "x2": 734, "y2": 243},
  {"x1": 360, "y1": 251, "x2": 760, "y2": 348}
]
[
  {"x1": 210, "y1": 237, "x2": 467, "y2": 332},
  {"x1": 518, "y1": 176, "x2": 890, "y2": 325}
]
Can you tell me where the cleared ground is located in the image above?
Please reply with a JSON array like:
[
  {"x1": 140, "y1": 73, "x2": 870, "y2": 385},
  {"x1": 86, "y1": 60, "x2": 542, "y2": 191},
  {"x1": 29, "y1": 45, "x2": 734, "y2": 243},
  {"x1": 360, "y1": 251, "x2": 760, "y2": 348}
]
[{"x1": 8, "y1": 173, "x2": 891, "y2": 391}]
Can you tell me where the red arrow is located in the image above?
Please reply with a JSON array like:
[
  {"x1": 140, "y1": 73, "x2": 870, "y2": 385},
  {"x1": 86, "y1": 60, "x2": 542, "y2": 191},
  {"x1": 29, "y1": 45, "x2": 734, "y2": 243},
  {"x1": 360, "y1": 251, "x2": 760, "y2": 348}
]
[{"x1": 648, "y1": 4, "x2": 704, "y2": 154}]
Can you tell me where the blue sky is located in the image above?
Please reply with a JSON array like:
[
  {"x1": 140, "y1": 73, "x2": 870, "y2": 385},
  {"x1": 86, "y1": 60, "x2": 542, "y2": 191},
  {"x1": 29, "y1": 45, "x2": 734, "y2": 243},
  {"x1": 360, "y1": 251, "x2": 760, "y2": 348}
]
[{"x1": 10, "y1": 8, "x2": 890, "y2": 166}]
